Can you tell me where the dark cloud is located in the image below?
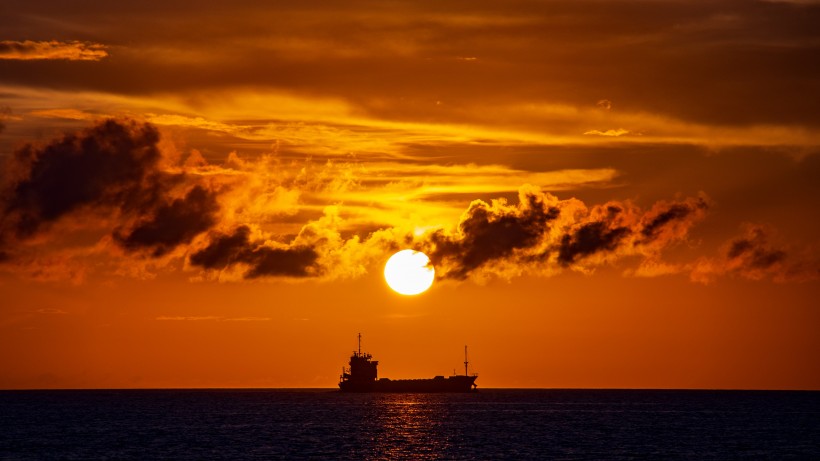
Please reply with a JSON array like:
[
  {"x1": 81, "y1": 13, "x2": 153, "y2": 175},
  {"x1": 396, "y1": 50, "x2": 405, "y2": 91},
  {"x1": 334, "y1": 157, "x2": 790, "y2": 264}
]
[
  {"x1": 190, "y1": 226, "x2": 319, "y2": 278},
  {"x1": 1, "y1": 119, "x2": 162, "y2": 239},
  {"x1": 423, "y1": 188, "x2": 560, "y2": 279},
  {"x1": 419, "y1": 188, "x2": 710, "y2": 280},
  {"x1": 692, "y1": 224, "x2": 819, "y2": 283},
  {"x1": 0, "y1": 118, "x2": 220, "y2": 258},
  {"x1": 725, "y1": 226, "x2": 787, "y2": 270},
  {"x1": 641, "y1": 204, "x2": 694, "y2": 240},
  {"x1": 114, "y1": 185, "x2": 219, "y2": 257},
  {"x1": 244, "y1": 246, "x2": 319, "y2": 278},
  {"x1": 727, "y1": 239, "x2": 754, "y2": 259},
  {"x1": 638, "y1": 195, "x2": 710, "y2": 245},
  {"x1": 558, "y1": 222, "x2": 631, "y2": 266},
  {"x1": 189, "y1": 225, "x2": 252, "y2": 269}
]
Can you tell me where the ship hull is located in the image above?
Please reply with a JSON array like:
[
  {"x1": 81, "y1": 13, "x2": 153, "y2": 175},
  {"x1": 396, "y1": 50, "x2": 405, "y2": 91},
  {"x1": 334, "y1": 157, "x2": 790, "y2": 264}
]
[{"x1": 339, "y1": 375, "x2": 477, "y2": 393}]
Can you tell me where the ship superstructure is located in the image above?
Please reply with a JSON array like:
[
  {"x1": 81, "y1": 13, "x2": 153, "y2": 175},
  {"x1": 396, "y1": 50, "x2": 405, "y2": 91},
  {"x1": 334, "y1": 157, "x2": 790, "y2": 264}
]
[{"x1": 338, "y1": 334, "x2": 478, "y2": 392}]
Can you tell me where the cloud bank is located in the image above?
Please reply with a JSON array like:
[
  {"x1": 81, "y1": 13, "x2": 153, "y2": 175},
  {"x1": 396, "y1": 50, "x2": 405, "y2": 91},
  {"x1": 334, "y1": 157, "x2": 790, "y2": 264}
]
[{"x1": 0, "y1": 119, "x2": 814, "y2": 284}]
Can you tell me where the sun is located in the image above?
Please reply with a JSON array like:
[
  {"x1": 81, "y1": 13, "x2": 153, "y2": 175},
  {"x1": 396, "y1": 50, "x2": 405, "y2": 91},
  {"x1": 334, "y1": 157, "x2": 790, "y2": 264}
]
[{"x1": 384, "y1": 250, "x2": 435, "y2": 295}]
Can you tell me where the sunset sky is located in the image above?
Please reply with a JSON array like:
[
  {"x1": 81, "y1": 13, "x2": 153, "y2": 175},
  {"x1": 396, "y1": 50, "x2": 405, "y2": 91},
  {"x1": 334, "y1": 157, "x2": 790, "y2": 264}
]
[{"x1": 1, "y1": 0, "x2": 818, "y2": 390}]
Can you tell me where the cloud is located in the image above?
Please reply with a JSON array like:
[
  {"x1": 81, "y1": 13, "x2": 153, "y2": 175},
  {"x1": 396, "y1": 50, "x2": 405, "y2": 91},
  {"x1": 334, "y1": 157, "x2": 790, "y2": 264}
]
[
  {"x1": 1, "y1": 118, "x2": 806, "y2": 286},
  {"x1": 114, "y1": 185, "x2": 219, "y2": 257},
  {"x1": 222, "y1": 317, "x2": 271, "y2": 322},
  {"x1": 156, "y1": 316, "x2": 220, "y2": 321},
  {"x1": 0, "y1": 40, "x2": 108, "y2": 61},
  {"x1": 0, "y1": 119, "x2": 220, "y2": 258},
  {"x1": 156, "y1": 315, "x2": 270, "y2": 321},
  {"x1": 721, "y1": 226, "x2": 787, "y2": 274},
  {"x1": 558, "y1": 220, "x2": 631, "y2": 266},
  {"x1": 188, "y1": 184, "x2": 710, "y2": 283},
  {"x1": 691, "y1": 224, "x2": 820, "y2": 283},
  {"x1": 584, "y1": 128, "x2": 631, "y2": 137},
  {"x1": 419, "y1": 187, "x2": 709, "y2": 280},
  {"x1": 5, "y1": 83, "x2": 820, "y2": 168},
  {"x1": 0, "y1": 108, "x2": 7, "y2": 133},
  {"x1": 29, "y1": 108, "x2": 96, "y2": 121},
  {"x1": 1, "y1": 119, "x2": 163, "y2": 239},
  {"x1": 186, "y1": 203, "x2": 406, "y2": 282},
  {"x1": 0, "y1": 106, "x2": 16, "y2": 134},
  {"x1": 639, "y1": 195, "x2": 710, "y2": 245},
  {"x1": 2, "y1": 0, "x2": 820, "y2": 136},
  {"x1": 189, "y1": 225, "x2": 319, "y2": 278},
  {"x1": 627, "y1": 257, "x2": 686, "y2": 278},
  {"x1": 422, "y1": 186, "x2": 560, "y2": 280}
]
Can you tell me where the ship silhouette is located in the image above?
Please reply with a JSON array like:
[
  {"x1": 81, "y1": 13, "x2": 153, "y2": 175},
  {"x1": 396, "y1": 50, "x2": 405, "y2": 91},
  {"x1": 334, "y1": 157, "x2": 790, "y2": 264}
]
[{"x1": 339, "y1": 334, "x2": 478, "y2": 392}]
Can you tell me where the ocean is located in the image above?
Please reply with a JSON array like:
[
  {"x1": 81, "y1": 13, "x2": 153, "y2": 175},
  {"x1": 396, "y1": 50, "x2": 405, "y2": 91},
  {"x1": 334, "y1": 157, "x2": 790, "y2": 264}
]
[{"x1": 0, "y1": 389, "x2": 817, "y2": 460}]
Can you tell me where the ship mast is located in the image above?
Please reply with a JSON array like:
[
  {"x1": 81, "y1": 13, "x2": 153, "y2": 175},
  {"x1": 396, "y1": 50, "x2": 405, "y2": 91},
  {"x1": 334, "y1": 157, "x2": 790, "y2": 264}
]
[{"x1": 464, "y1": 345, "x2": 469, "y2": 376}]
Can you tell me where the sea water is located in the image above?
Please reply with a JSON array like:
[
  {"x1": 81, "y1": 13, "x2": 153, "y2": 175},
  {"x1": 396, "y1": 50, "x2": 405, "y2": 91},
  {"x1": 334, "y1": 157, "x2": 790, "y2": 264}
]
[{"x1": 0, "y1": 389, "x2": 817, "y2": 460}]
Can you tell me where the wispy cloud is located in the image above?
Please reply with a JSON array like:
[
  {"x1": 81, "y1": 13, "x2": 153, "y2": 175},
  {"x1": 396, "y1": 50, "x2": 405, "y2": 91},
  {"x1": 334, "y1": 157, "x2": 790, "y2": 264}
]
[
  {"x1": 0, "y1": 106, "x2": 10, "y2": 133},
  {"x1": 223, "y1": 317, "x2": 272, "y2": 322},
  {"x1": 0, "y1": 40, "x2": 108, "y2": 61},
  {"x1": 155, "y1": 316, "x2": 270, "y2": 321},
  {"x1": 584, "y1": 128, "x2": 631, "y2": 137},
  {"x1": 4, "y1": 84, "x2": 820, "y2": 161},
  {"x1": 156, "y1": 316, "x2": 221, "y2": 321},
  {"x1": 30, "y1": 108, "x2": 97, "y2": 120}
]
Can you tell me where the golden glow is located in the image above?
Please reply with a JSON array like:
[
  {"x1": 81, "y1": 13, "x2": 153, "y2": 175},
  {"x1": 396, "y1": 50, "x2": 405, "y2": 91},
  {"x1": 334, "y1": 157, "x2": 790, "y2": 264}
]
[
  {"x1": 0, "y1": 1, "x2": 818, "y2": 392},
  {"x1": 384, "y1": 250, "x2": 435, "y2": 295}
]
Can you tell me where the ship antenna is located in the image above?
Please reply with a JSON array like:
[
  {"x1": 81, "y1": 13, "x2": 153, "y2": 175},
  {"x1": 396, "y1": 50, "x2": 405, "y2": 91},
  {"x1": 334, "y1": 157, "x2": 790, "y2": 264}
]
[
  {"x1": 358, "y1": 333, "x2": 362, "y2": 356},
  {"x1": 464, "y1": 345, "x2": 469, "y2": 376}
]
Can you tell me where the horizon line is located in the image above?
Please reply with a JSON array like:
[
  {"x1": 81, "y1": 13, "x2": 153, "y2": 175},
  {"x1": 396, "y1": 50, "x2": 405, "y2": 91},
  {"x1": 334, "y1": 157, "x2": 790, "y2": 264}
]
[{"x1": 2, "y1": 387, "x2": 818, "y2": 392}]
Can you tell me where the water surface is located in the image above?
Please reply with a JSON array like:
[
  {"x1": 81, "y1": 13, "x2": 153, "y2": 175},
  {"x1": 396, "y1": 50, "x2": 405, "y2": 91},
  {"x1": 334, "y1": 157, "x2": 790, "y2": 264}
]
[{"x1": 1, "y1": 389, "x2": 817, "y2": 459}]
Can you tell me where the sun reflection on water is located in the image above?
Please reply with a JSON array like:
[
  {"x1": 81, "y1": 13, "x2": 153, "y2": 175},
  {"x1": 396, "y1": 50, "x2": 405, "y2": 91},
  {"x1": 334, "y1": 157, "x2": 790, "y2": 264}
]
[{"x1": 353, "y1": 394, "x2": 456, "y2": 460}]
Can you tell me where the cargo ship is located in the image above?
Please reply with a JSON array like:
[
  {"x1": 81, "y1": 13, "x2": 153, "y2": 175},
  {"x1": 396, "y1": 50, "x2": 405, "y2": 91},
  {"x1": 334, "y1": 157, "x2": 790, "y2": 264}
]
[{"x1": 338, "y1": 334, "x2": 478, "y2": 392}]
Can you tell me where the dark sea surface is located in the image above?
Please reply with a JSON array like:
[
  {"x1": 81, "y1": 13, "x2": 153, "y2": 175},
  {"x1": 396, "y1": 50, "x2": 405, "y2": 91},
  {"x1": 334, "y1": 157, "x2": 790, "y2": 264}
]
[{"x1": 0, "y1": 389, "x2": 817, "y2": 460}]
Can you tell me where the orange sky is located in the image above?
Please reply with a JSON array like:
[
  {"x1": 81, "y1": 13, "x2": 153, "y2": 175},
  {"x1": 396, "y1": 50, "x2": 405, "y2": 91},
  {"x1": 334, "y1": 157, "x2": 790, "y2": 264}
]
[{"x1": 1, "y1": 0, "x2": 818, "y2": 390}]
